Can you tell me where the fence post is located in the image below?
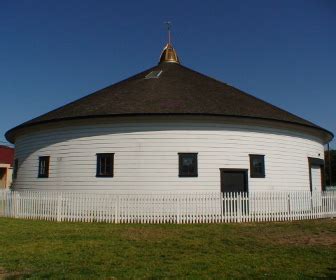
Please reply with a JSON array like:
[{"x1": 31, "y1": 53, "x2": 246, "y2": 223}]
[
  {"x1": 287, "y1": 193, "x2": 292, "y2": 221},
  {"x1": 333, "y1": 191, "x2": 336, "y2": 218},
  {"x1": 115, "y1": 195, "x2": 120, "y2": 224},
  {"x1": 10, "y1": 191, "x2": 15, "y2": 218},
  {"x1": 177, "y1": 195, "x2": 181, "y2": 224},
  {"x1": 56, "y1": 193, "x2": 62, "y2": 222},
  {"x1": 220, "y1": 192, "x2": 224, "y2": 222},
  {"x1": 237, "y1": 193, "x2": 242, "y2": 223},
  {"x1": 14, "y1": 191, "x2": 19, "y2": 218},
  {"x1": 9, "y1": 191, "x2": 14, "y2": 218}
]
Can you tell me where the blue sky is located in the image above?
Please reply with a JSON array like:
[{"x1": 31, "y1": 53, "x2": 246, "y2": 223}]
[{"x1": 0, "y1": 0, "x2": 335, "y2": 147}]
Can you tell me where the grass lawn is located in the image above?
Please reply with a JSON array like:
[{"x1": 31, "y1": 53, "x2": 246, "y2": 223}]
[{"x1": 0, "y1": 218, "x2": 335, "y2": 279}]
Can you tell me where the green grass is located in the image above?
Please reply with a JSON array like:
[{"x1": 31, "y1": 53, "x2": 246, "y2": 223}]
[{"x1": 0, "y1": 218, "x2": 335, "y2": 279}]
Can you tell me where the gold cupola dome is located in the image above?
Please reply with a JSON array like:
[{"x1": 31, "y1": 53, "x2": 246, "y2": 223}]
[{"x1": 159, "y1": 43, "x2": 180, "y2": 64}]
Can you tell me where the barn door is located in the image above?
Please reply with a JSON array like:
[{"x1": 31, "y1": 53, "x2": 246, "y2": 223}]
[
  {"x1": 311, "y1": 166, "x2": 322, "y2": 192},
  {"x1": 220, "y1": 169, "x2": 248, "y2": 193},
  {"x1": 220, "y1": 169, "x2": 248, "y2": 216},
  {"x1": 308, "y1": 157, "x2": 325, "y2": 192}
]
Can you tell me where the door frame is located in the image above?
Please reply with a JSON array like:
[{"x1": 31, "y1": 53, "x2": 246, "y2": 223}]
[
  {"x1": 308, "y1": 157, "x2": 325, "y2": 192},
  {"x1": 219, "y1": 168, "x2": 249, "y2": 193}
]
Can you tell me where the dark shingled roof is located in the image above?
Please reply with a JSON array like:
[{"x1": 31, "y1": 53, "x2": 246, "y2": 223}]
[{"x1": 5, "y1": 61, "x2": 333, "y2": 142}]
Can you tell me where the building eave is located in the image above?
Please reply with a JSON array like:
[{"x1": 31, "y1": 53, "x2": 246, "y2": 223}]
[{"x1": 5, "y1": 113, "x2": 334, "y2": 144}]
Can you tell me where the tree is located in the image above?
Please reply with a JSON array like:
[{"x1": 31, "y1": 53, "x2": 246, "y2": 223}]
[{"x1": 325, "y1": 149, "x2": 336, "y2": 186}]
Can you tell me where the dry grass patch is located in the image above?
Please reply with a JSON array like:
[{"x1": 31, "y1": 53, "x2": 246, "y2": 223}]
[
  {"x1": 236, "y1": 219, "x2": 336, "y2": 247},
  {"x1": 0, "y1": 267, "x2": 31, "y2": 279},
  {"x1": 275, "y1": 232, "x2": 336, "y2": 246},
  {"x1": 121, "y1": 226, "x2": 177, "y2": 241}
]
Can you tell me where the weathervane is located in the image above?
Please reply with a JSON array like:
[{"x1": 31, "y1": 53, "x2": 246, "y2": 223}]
[
  {"x1": 164, "y1": 21, "x2": 172, "y2": 44},
  {"x1": 159, "y1": 21, "x2": 180, "y2": 64}
]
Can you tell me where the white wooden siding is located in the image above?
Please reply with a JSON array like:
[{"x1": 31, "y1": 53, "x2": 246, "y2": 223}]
[{"x1": 13, "y1": 118, "x2": 324, "y2": 192}]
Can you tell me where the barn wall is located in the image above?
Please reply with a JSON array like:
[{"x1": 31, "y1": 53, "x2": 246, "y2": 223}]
[{"x1": 12, "y1": 119, "x2": 324, "y2": 192}]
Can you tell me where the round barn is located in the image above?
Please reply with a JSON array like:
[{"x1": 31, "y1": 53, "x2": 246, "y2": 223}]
[{"x1": 5, "y1": 42, "x2": 333, "y2": 193}]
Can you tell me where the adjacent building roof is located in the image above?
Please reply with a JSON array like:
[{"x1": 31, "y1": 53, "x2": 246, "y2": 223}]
[
  {"x1": 5, "y1": 44, "x2": 333, "y2": 143},
  {"x1": 0, "y1": 145, "x2": 14, "y2": 166}
]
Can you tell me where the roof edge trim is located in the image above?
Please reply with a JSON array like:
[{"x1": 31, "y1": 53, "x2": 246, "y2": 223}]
[{"x1": 5, "y1": 113, "x2": 334, "y2": 144}]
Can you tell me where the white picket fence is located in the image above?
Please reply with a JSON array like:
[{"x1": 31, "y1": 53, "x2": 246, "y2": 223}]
[{"x1": 0, "y1": 190, "x2": 335, "y2": 224}]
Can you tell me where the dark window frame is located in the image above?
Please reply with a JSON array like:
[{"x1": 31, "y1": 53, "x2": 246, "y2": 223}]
[
  {"x1": 178, "y1": 153, "x2": 198, "y2": 177},
  {"x1": 38, "y1": 156, "x2": 50, "y2": 178},
  {"x1": 249, "y1": 154, "x2": 265, "y2": 178},
  {"x1": 13, "y1": 159, "x2": 18, "y2": 179},
  {"x1": 96, "y1": 153, "x2": 114, "y2": 177}
]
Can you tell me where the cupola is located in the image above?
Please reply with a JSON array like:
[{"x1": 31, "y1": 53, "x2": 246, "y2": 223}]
[
  {"x1": 159, "y1": 43, "x2": 180, "y2": 64},
  {"x1": 159, "y1": 22, "x2": 180, "y2": 64}
]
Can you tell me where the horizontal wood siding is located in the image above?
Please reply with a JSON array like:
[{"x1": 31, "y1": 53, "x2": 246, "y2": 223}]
[{"x1": 13, "y1": 119, "x2": 324, "y2": 192}]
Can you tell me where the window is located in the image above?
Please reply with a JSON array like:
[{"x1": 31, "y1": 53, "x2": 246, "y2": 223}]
[
  {"x1": 179, "y1": 153, "x2": 198, "y2": 177},
  {"x1": 145, "y1": 70, "x2": 162, "y2": 79},
  {"x1": 249, "y1": 154, "x2": 265, "y2": 178},
  {"x1": 13, "y1": 159, "x2": 18, "y2": 179},
  {"x1": 38, "y1": 156, "x2": 50, "y2": 178},
  {"x1": 96, "y1": 153, "x2": 114, "y2": 177}
]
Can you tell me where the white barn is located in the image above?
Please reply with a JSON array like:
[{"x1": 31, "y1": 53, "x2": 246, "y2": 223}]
[{"x1": 5, "y1": 43, "x2": 333, "y2": 194}]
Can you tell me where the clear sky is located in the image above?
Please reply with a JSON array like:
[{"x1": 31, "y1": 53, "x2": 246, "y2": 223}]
[{"x1": 1, "y1": 0, "x2": 335, "y2": 147}]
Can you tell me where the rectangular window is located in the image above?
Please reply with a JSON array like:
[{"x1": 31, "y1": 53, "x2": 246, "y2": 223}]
[
  {"x1": 179, "y1": 153, "x2": 198, "y2": 177},
  {"x1": 96, "y1": 153, "x2": 114, "y2": 177},
  {"x1": 13, "y1": 159, "x2": 18, "y2": 179},
  {"x1": 249, "y1": 154, "x2": 265, "y2": 178},
  {"x1": 38, "y1": 156, "x2": 50, "y2": 178}
]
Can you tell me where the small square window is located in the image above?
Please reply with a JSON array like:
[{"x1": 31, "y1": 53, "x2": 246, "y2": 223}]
[
  {"x1": 38, "y1": 156, "x2": 50, "y2": 178},
  {"x1": 179, "y1": 153, "x2": 198, "y2": 177},
  {"x1": 96, "y1": 153, "x2": 114, "y2": 177},
  {"x1": 249, "y1": 154, "x2": 265, "y2": 178},
  {"x1": 13, "y1": 159, "x2": 18, "y2": 179}
]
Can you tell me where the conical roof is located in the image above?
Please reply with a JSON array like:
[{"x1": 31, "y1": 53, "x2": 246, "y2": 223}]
[{"x1": 5, "y1": 50, "x2": 333, "y2": 143}]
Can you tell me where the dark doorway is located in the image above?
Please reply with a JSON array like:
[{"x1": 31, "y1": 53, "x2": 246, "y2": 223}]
[
  {"x1": 220, "y1": 169, "x2": 248, "y2": 193},
  {"x1": 0, "y1": 168, "x2": 6, "y2": 189}
]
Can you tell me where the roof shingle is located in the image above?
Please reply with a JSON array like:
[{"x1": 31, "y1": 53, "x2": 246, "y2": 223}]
[{"x1": 5, "y1": 62, "x2": 333, "y2": 142}]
